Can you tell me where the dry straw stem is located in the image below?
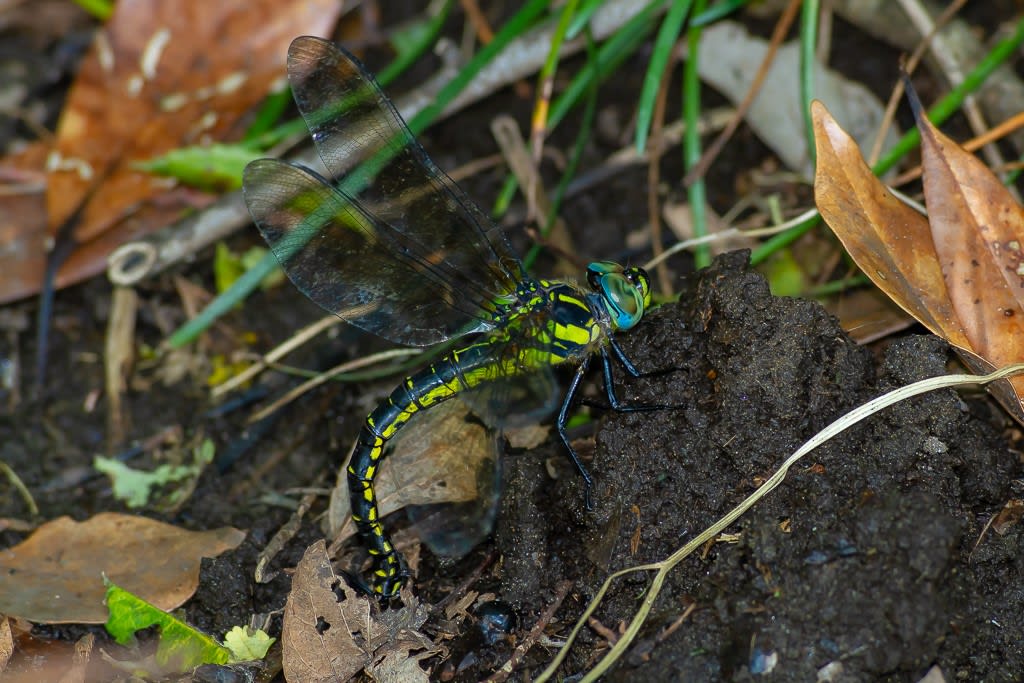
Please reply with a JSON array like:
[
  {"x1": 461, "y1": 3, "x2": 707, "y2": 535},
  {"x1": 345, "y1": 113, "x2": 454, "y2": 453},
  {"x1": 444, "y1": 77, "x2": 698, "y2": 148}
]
[{"x1": 537, "y1": 362, "x2": 1024, "y2": 683}]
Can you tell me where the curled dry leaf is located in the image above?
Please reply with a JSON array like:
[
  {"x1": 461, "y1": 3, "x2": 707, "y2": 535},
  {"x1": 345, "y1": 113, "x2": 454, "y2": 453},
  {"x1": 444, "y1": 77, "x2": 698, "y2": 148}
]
[
  {"x1": 0, "y1": 513, "x2": 244, "y2": 623},
  {"x1": 812, "y1": 101, "x2": 968, "y2": 346},
  {"x1": 813, "y1": 100, "x2": 1024, "y2": 422},
  {"x1": 991, "y1": 499, "x2": 1024, "y2": 535}
]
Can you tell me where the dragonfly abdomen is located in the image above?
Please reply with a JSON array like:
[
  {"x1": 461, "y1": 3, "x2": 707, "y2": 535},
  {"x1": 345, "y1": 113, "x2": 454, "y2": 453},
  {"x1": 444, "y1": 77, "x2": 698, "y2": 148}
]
[{"x1": 346, "y1": 343, "x2": 536, "y2": 597}]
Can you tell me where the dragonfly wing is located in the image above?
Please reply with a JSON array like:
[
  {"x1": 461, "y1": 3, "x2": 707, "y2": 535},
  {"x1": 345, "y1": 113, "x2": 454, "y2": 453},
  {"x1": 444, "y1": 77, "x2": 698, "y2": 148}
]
[
  {"x1": 244, "y1": 159, "x2": 495, "y2": 345},
  {"x1": 286, "y1": 36, "x2": 526, "y2": 305}
]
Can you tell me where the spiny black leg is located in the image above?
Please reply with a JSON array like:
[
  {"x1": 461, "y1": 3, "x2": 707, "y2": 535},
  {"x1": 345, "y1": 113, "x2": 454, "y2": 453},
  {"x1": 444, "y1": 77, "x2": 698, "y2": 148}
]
[
  {"x1": 601, "y1": 346, "x2": 678, "y2": 412},
  {"x1": 557, "y1": 356, "x2": 594, "y2": 509},
  {"x1": 608, "y1": 336, "x2": 646, "y2": 377}
]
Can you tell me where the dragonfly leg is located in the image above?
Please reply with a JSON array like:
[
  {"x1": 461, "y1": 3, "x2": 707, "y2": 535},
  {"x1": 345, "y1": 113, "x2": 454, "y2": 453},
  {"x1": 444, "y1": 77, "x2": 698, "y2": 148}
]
[
  {"x1": 600, "y1": 345, "x2": 678, "y2": 412},
  {"x1": 557, "y1": 356, "x2": 595, "y2": 509}
]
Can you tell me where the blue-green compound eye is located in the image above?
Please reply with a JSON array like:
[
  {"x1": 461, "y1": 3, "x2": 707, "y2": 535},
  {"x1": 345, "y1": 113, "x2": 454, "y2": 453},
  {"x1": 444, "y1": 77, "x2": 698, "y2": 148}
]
[{"x1": 587, "y1": 261, "x2": 649, "y2": 330}]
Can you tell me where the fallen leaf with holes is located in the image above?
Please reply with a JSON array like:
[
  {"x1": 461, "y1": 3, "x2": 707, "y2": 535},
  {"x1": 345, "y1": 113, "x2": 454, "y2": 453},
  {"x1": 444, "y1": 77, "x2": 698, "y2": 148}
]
[
  {"x1": 813, "y1": 100, "x2": 1024, "y2": 422},
  {"x1": 282, "y1": 540, "x2": 438, "y2": 683},
  {"x1": 0, "y1": 513, "x2": 244, "y2": 623},
  {"x1": 0, "y1": 0, "x2": 341, "y2": 304}
]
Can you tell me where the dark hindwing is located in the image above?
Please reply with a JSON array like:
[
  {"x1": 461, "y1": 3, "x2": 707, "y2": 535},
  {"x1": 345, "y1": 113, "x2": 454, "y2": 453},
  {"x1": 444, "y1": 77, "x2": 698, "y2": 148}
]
[{"x1": 243, "y1": 36, "x2": 526, "y2": 346}]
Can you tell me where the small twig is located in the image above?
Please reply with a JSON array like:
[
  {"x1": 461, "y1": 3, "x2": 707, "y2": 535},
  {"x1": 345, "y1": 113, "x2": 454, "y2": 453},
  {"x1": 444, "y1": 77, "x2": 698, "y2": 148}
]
[
  {"x1": 255, "y1": 483, "x2": 322, "y2": 583},
  {"x1": 211, "y1": 315, "x2": 341, "y2": 398},
  {"x1": 889, "y1": 110, "x2": 1024, "y2": 186},
  {"x1": 656, "y1": 601, "x2": 697, "y2": 644},
  {"x1": 0, "y1": 461, "x2": 38, "y2": 516},
  {"x1": 247, "y1": 348, "x2": 422, "y2": 423},
  {"x1": 492, "y1": 115, "x2": 577, "y2": 274},
  {"x1": 647, "y1": 49, "x2": 675, "y2": 296},
  {"x1": 104, "y1": 286, "x2": 138, "y2": 448},
  {"x1": 644, "y1": 207, "x2": 820, "y2": 270},
  {"x1": 866, "y1": 0, "x2": 967, "y2": 166},
  {"x1": 897, "y1": 0, "x2": 1012, "y2": 196},
  {"x1": 459, "y1": 0, "x2": 495, "y2": 43},
  {"x1": 586, "y1": 616, "x2": 620, "y2": 645}
]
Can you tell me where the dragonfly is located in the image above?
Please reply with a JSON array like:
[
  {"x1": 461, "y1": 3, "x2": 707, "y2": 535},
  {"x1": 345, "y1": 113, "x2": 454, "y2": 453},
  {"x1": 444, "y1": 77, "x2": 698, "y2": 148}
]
[{"x1": 243, "y1": 36, "x2": 662, "y2": 600}]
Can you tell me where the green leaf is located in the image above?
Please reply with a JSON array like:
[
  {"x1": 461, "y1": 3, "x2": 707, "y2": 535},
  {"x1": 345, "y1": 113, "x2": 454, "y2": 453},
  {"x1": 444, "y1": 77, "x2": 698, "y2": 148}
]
[
  {"x1": 73, "y1": 0, "x2": 112, "y2": 20},
  {"x1": 223, "y1": 625, "x2": 275, "y2": 662},
  {"x1": 760, "y1": 250, "x2": 807, "y2": 297},
  {"x1": 137, "y1": 143, "x2": 259, "y2": 191},
  {"x1": 93, "y1": 439, "x2": 215, "y2": 508},
  {"x1": 215, "y1": 243, "x2": 282, "y2": 295},
  {"x1": 105, "y1": 580, "x2": 231, "y2": 671}
]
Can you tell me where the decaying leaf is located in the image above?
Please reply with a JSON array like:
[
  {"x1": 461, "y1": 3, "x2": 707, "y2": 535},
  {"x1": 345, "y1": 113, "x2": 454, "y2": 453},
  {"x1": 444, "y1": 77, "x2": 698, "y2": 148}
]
[
  {"x1": 913, "y1": 92, "x2": 1024, "y2": 418},
  {"x1": 813, "y1": 100, "x2": 1024, "y2": 421},
  {"x1": 0, "y1": 513, "x2": 245, "y2": 623},
  {"x1": 0, "y1": 0, "x2": 341, "y2": 304},
  {"x1": 698, "y1": 21, "x2": 900, "y2": 176},
  {"x1": 283, "y1": 540, "x2": 439, "y2": 683},
  {"x1": 991, "y1": 499, "x2": 1024, "y2": 535}
]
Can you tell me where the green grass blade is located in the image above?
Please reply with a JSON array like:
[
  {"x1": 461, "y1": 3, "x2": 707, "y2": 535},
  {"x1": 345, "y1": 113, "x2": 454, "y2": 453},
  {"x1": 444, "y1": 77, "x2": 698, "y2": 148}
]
[
  {"x1": 684, "y1": 0, "x2": 709, "y2": 269},
  {"x1": 635, "y1": 0, "x2": 694, "y2": 154}
]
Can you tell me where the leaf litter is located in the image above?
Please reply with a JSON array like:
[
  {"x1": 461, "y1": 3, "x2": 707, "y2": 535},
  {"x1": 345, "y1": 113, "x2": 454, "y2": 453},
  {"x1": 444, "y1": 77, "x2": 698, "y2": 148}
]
[
  {"x1": 0, "y1": 512, "x2": 244, "y2": 623},
  {"x1": 282, "y1": 540, "x2": 440, "y2": 683},
  {"x1": 813, "y1": 93, "x2": 1024, "y2": 423}
]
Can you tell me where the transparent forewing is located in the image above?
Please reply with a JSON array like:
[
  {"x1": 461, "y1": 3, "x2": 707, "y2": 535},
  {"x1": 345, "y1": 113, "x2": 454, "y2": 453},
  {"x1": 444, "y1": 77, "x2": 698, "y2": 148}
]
[
  {"x1": 247, "y1": 35, "x2": 525, "y2": 344},
  {"x1": 244, "y1": 159, "x2": 497, "y2": 344}
]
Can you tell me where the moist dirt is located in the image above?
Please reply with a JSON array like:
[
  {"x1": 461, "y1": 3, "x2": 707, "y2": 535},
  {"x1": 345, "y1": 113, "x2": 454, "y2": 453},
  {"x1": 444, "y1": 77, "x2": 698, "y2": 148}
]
[
  {"x1": 495, "y1": 251, "x2": 1024, "y2": 681},
  {"x1": 3, "y1": 252, "x2": 1024, "y2": 681}
]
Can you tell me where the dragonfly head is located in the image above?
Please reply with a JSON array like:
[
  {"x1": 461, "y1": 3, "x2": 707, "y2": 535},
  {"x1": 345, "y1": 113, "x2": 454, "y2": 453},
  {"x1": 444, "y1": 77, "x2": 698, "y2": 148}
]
[{"x1": 586, "y1": 261, "x2": 652, "y2": 331}]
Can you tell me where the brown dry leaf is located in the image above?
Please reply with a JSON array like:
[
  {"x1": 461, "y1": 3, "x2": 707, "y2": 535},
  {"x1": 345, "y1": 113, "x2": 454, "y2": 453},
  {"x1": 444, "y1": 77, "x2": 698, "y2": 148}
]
[
  {"x1": 0, "y1": 143, "x2": 48, "y2": 305},
  {"x1": 369, "y1": 640, "x2": 435, "y2": 683},
  {"x1": 824, "y1": 287, "x2": 917, "y2": 344},
  {"x1": 915, "y1": 100, "x2": 1024, "y2": 409},
  {"x1": 283, "y1": 540, "x2": 373, "y2": 682},
  {"x1": 0, "y1": 0, "x2": 341, "y2": 304},
  {"x1": 991, "y1": 499, "x2": 1024, "y2": 535},
  {"x1": 812, "y1": 101, "x2": 969, "y2": 348},
  {"x1": 283, "y1": 540, "x2": 439, "y2": 683},
  {"x1": 327, "y1": 401, "x2": 494, "y2": 545},
  {"x1": 0, "y1": 513, "x2": 244, "y2": 623},
  {"x1": 813, "y1": 100, "x2": 1024, "y2": 421}
]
